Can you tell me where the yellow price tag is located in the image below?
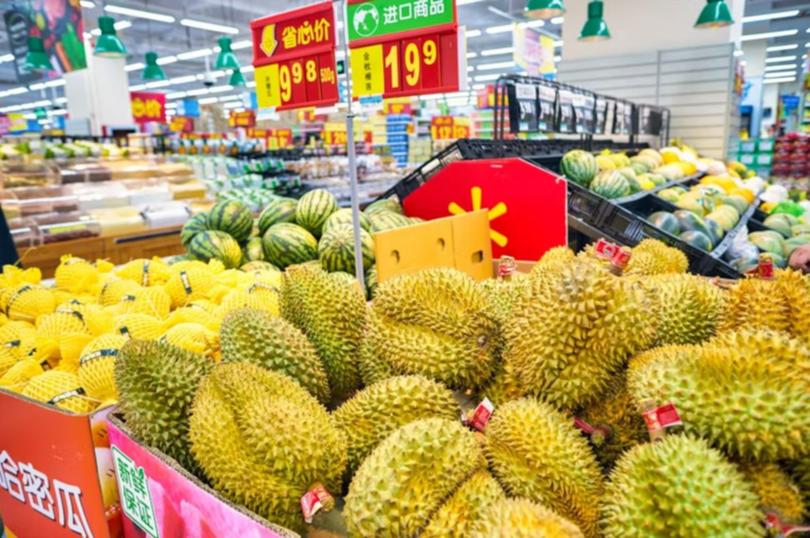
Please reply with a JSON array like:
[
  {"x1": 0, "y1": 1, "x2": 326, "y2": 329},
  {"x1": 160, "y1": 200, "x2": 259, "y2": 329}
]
[
  {"x1": 350, "y1": 44, "x2": 384, "y2": 98},
  {"x1": 255, "y1": 63, "x2": 282, "y2": 109}
]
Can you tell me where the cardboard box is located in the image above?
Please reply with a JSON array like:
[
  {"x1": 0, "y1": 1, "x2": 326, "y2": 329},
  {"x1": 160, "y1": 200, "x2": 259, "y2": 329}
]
[
  {"x1": 106, "y1": 412, "x2": 298, "y2": 538},
  {"x1": 0, "y1": 390, "x2": 122, "y2": 538}
]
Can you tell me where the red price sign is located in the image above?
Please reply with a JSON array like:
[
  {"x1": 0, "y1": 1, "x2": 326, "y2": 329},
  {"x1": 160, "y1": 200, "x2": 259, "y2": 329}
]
[
  {"x1": 430, "y1": 116, "x2": 469, "y2": 140},
  {"x1": 170, "y1": 116, "x2": 194, "y2": 133},
  {"x1": 268, "y1": 128, "x2": 293, "y2": 149},
  {"x1": 251, "y1": 1, "x2": 339, "y2": 111},
  {"x1": 228, "y1": 110, "x2": 256, "y2": 128},
  {"x1": 323, "y1": 127, "x2": 348, "y2": 146},
  {"x1": 130, "y1": 91, "x2": 166, "y2": 124},
  {"x1": 348, "y1": 0, "x2": 459, "y2": 99}
]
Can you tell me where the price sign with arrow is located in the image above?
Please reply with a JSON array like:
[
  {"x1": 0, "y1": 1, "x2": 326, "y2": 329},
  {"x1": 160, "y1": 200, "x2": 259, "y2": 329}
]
[{"x1": 250, "y1": 1, "x2": 339, "y2": 111}]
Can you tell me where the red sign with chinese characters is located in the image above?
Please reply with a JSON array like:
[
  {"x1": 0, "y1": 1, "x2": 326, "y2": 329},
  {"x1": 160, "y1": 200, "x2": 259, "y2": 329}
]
[
  {"x1": 250, "y1": 1, "x2": 339, "y2": 111},
  {"x1": 130, "y1": 92, "x2": 166, "y2": 124},
  {"x1": 228, "y1": 110, "x2": 256, "y2": 128},
  {"x1": 169, "y1": 116, "x2": 194, "y2": 133},
  {"x1": 430, "y1": 116, "x2": 469, "y2": 140}
]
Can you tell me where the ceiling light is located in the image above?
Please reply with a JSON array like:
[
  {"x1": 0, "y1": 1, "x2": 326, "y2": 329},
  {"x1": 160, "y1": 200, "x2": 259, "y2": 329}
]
[
  {"x1": 180, "y1": 18, "x2": 239, "y2": 34},
  {"x1": 166, "y1": 92, "x2": 187, "y2": 99},
  {"x1": 733, "y1": 49, "x2": 743, "y2": 56},
  {"x1": 467, "y1": 52, "x2": 478, "y2": 58},
  {"x1": 458, "y1": 0, "x2": 485, "y2": 4},
  {"x1": 145, "y1": 80, "x2": 171, "y2": 88},
  {"x1": 550, "y1": 16, "x2": 564, "y2": 24},
  {"x1": 231, "y1": 39, "x2": 252, "y2": 50},
  {"x1": 486, "y1": 24, "x2": 514, "y2": 34},
  {"x1": 765, "y1": 70, "x2": 796, "y2": 77},
  {"x1": 246, "y1": 81, "x2": 256, "y2": 88},
  {"x1": 764, "y1": 77, "x2": 796, "y2": 84},
  {"x1": 553, "y1": 40, "x2": 563, "y2": 47},
  {"x1": 767, "y1": 44, "x2": 798, "y2": 52},
  {"x1": 142, "y1": 52, "x2": 166, "y2": 81},
  {"x1": 579, "y1": 0, "x2": 610, "y2": 41},
  {"x1": 0, "y1": 53, "x2": 13, "y2": 63},
  {"x1": 743, "y1": 9, "x2": 799, "y2": 23},
  {"x1": 178, "y1": 49, "x2": 212, "y2": 61},
  {"x1": 199, "y1": 97, "x2": 218, "y2": 105},
  {"x1": 104, "y1": 4, "x2": 174, "y2": 23},
  {"x1": 765, "y1": 55, "x2": 797, "y2": 63},
  {"x1": 215, "y1": 37, "x2": 240, "y2": 69},
  {"x1": 156, "y1": 55, "x2": 177, "y2": 65},
  {"x1": 80, "y1": 1, "x2": 95, "y2": 7},
  {"x1": 481, "y1": 47, "x2": 514, "y2": 56},
  {"x1": 25, "y1": 36, "x2": 53, "y2": 70},
  {"x1": 525, "y1": 0, "x2": 565, "y2": 20},
  {"x1": 44, "y1": 79, "x2": 64, "y2": 87},
  {"x1": 523, "y1": 20, "x2": 545, "y2": 28},
  {"x1": 208, "y1": 85, "x2": 232, "y2": 93},
  {"x1": 476, "y1": 61, "x2": 516, "y2": 71},
  {"x1": 125, "y1": 62, "x2": 144, "y2": 71},
  {"x1": 695, "y1": 0, "x2": 734, "y2": 28},
  {"x1": 554, "y1": 55, "x2": 562, "y2": 62},
  {"x1": 765, "y1": 64, "x2": 798, "y2": 71},
  {"x1": 466, "y1": 29, "x2": 482, "y2": 38},
  {"x1": 169, "y1": 75, "x2": 198, "y2": 85},
  {"x1": 186, "y1": 88, "x2": 209, "y2": 96},
  {"x1": 475, "y1": 73, "x2": 503, "y2": 82},
  {"x1": 129, "y1": 83, "x2": 146, "y2": 91},
  {"x1": 741, "y1": 29, "x2": 798, "y2": 42},
  {"x1": 1, "y1": 87, "x2": 29, "y2": 97}
]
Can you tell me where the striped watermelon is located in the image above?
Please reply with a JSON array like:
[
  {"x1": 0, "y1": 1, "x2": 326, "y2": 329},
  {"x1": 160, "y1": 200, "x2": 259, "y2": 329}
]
[
  {"x1": 318, "y1": 224, "x2": 375, "y2": 274},
  {"x1": 241, "y1": 260, "x2": 280, "y2": 273},
  {"x1": 188, "y1": 230, "x2": 243, "y2": 269},
  {"x1": 207, "y1": 200, "x2": 254, "y2": 242},
  {"x1": 181, "y1": 213, "x2": 208, "y2": 246},
  {"x1": 368, "y1": 210, "x2": 413, "y2": 232},
  {"x1": 295, "y1": 189, "x2": 338, "y2": 237},
  {"x1": 241, "y1": 237, "x2": 265, "y2": 263},
  {"x1": 560, "y1": 150, "x2": 598, "y2": 187},
  {"x1": 323, "y1": 208, "x2": 371, "y2": 234},
  {"x1": 365, "y1": 264, "x2": 378, "y2": 299},
  {"x1": 262, "y1": 222, "x2": 318, "y2": 268},
  {"x1": 364, "y1": 198, "x2": 403, "y2": 215},
  {"x1": 590, "y1": 170, "x2": 631, "y2": 199},
  {"x1": 258, "y1": 197, "x2": 297, "y2": 235}
]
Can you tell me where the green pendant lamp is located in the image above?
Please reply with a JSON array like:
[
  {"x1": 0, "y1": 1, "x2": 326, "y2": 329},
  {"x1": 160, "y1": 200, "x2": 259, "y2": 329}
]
[
  {"x1": 142, "y1": 52, "x2": 166, "y2": 81},
  {"x1": 579, "y1": 0, "x2": 610, "y2": 42},
  {"x1": 25, "y1": 36, "x2": 53, "y2": 70},
  {"x1": 525, "y1": 0, "x2": 565, "y2": 20},
  {"x1": 94, "y1": 16, "x2": 127, "y2": 57},
  {"x1": 695, "y1": 0, "x2": 734, "y2": 29},
  {"x1": 229, "y1": 68, "x2": 246, "y2": 87},
  {"x1": 215, "y1": 37, "x2": 240, "y2": 70}
]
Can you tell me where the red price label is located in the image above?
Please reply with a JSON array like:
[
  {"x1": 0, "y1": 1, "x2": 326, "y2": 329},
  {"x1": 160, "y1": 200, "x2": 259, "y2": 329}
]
[{"x1": 430, "y1": 116, "x2": 469, "y2": 140}]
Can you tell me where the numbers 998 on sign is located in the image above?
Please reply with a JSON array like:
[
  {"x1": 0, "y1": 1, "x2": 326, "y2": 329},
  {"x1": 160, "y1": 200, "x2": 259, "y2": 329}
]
[{"x1": 255, "y1": 52, "x2": 338, "y2": 110}]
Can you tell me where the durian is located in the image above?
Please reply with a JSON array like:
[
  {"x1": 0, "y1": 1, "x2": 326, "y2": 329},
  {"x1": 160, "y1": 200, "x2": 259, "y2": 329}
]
[
  {"x1": 344, "y1": 417, "x2": 484, "y2": 537},
  {"x1": 776, "y1": 269, "x2": 810, "y2": 340},
  {"x1": 217, "y1": 285, "x2": 280, "y2": 317},
  {"x1": 484, "y1": 398, "x2": 604, "y2": 537},
  {"x1": 720, "y1": 276, "x2": 791, "y2": 334},
  {"x1": 333, "y1": 375, "x2": 458, "y2": 473},
  {"x1": 280, "y1": 264, "x2": 365, "y2": 401},
  {"x1": 116, "y1": 340, "x2": 213, "y2": 472},
  {"x1": 422, "y1": 471, "x2": 505, "y2": 538},
  {"x1": 189, "y1": 362, "x2": 346, "y2": 533},
  {"x1": 220, "y1": 308, "x2": 329, "y2": 403},
  {"x1": 624, "y1": 238, "x2": 689, "y2": 275},
  {"x1": 601, "y1": 436, "x2": 764, "y2": 537},
  {"x1": 22, "y1": 370, "x2": 96, "y2": 414},
  {"x1": 363, "y1": 268, "x2": 499, "y2": 390},
  {"x1": 469, "y1": 497, "x2": 584, "y2": 538},
  {"x1": 741, "y1": 463, "x2": 805, "y2": 524}
]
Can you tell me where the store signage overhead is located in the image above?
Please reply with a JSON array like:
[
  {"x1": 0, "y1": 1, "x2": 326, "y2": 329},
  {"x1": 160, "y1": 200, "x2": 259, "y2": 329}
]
[
  {"x1": 130, "y1": 91, "x2": 166, "y2": 125},
  {"x1": 347, "y1": 0, "x2": 461, "y2": 99},
  {"x1": 250, "y1": 1, "x2": 339, "y2": 111}
]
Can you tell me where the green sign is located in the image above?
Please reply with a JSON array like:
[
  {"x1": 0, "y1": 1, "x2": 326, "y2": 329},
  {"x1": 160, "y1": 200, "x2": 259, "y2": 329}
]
[
  {"x1": 112, "y1": 446, "x2": 159, "y2": 538},
  {"x1": 347, "y1": 0, "x2": 454, "y2": 42}
]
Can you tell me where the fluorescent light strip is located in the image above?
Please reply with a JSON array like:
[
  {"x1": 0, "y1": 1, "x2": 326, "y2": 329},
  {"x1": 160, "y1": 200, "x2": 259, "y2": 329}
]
[
  {"x1": 523, "y1": 20, "x2": 545, "y2": 28},
  {"x1": 231, "y1": 39, "x2": 253, "y2": 50},
  {"x1": 765, "y1": 55, "x2": 797, "y2": 63},
  {"x1": 553, "y1": 40, "x2": 563, "y2": 47},
  {"x1": 28, "y1": 83, "x2": 45, "y2": 91},
  {"x1": 125, "y1": 62, "x2": 144, "y2": 72},
  {"x1": 169, "y1": 75, "x2": 198, "y2": 85},
  {"x1": 129, "y1": 83, "x2": 146, "y2": 91},
  {"x1": 0, "y1": 87, "x2": 29, "y2": 97},
  {"x1": 765, "y1": 63, "x2": 798, "y2": 71},
  {"x1": 741, "y1": 29, "x2": 798, "y2": 42},
  {"x1": 733, "y1": 49, "x2": 743, "y2": 57},
  {"x1": 104, "y1": 4, "x2": 175, "y2": 23},
  {"x1": 156, "y1": 55, "x2": 178, "y2": 65},
  {"x1": 208, "y1": 85, "x2": 232, "y2": 94},
  {"x1": 554, "y1": 55, "x2": 561, "y2": 62},
  {"x1": 219, "y1": 94, "x2": 242, "y2": 102},
  {"x1": 550, "y1": 16, "x2": 564, "y2": 24},
  {"x1": 765, "y1": 70, "x2": 796, "y2": 78},
  {"x1": 467, "y1": 52, "x2": 478, "y2": 59},
  {"x1": 466, "y1": 29, "x2": 482, "y2": 38},
  {"x1": 54, "y1": 97, "x2": 67, "y2": 104},
  {"x1": 177, "y1": 48, "x2": 212, "y2": 60},
  {"x1": 475, "y1": 73, "x2": 502, "y2": 82},
  {"x1": 180, "y1": 18, "x2": 239, "y2": 34},
  {"x1": 742, "y1": 9, "x2": 799, "y2": 23},
  {"x1": 764, "y1": 77, "x2": 796, "y2": 84},
  {"x1": 185, "y1": 88, "x2": 209, "y2": 96},
  {"x1": 80, "y1": 0, "x2": 95, "y2": 7},
  {"x1": 242, "y1": 65, "x2": 254, "y2": 72},
  {"x1": 198, "y1": 97, "x2": 218, "y2": 104},
  {"x1": 767, "y1": 44, "x2": 798, "y2": 52},
  {"x1": 166, "y1": 91, "x2": 187, "y2": 99},
  {"x1": 0, "y1": 53, "x2": 14, "y2": 63},
  {"x1": 486, "y1": 24, "x2": 513, "y2": 34},
  {"x1": 145, "y1": 80, "x2": 171, "y2": 88},
  {"x1": 457, "y1": 0, "x2": 485, "y2": 4},
  {"x1": 246, "y1": 81, "x2": 256, "y2": 88},
  {"x1": 45, "y1": 79, "x2": 65, "y2": 87},
  {"x1": 90, "y1": 20, "x2": 131, "y2": 36},
  {"x1": 476, "y1": 61, "x2": 515, "y2": 71},
  {"x1": 480, "y1": 47, "x2": 514, "y2": 57}
]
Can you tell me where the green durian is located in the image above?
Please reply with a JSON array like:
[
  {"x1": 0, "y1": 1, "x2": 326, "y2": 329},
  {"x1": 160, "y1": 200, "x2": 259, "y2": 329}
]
[
  {"x1": 741, "y1": 463, "x2": 805, "y2": 524},
  {"x1": 115, "y1": 339, "x2": 213, "y2": 474},
  {"x1": 478, "y1": 272, "x2": 532, "y2": 325},
  {"x1": 628, "y1": 337, "x2": 810, "y2": 461},
  {"x1": 601, "y1": 436, "x2": 764, "y2": 538},
  {"x1": 333, "y1": 375, "x2": 458, "y2": 474},
  {"x1": 220, "y1": 308, "x2": 330, "y2": 403},
  {"x1": 344, "y1": 417, "x2": 484, "y2": 536},
  {"x1": 363, "y1": 268, "x2": 500, "y2": 390},
  {"x1": 189, "y1": 362, "x2": 346, "y2": 533},
  {"x1": 484, "y1": 398, "x2": 604, "y2": 537},
  {"x1": 422, "y1": 470, "x2": 505, "y2": 538},
  {"x1": 280, "y1": 264, "x2": 366, "y2": 401},
  {"x1": 469, "y1": 497, "x2": 584, "y2": 538}
]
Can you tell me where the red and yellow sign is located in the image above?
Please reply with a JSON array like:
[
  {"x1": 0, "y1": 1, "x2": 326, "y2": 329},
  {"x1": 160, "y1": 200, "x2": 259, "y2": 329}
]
[
  {"x1": 430, "y1": 116, "x2": 469, "y2": 140},
  {"x1": 228, "y1": 110, "x2": 256, "y2": 128},
  {"x1": 322, "y1": 123, "x2": 348, "y2": 146},
  {"x1": 169, "y1": 116, "x2": 194, "y2": 133},
  {"x1": 130, "y1": 91, "x2": 166, "y2": 124},
  {"x1": 384, "y1": 98, "x2": 413, "y2": 115},
  {"x1": 348, "y1": 0, "x2": 460, "y2": 100},
  {"x1": 250, "y1": 1, "x2": 339, "y2": 111}
]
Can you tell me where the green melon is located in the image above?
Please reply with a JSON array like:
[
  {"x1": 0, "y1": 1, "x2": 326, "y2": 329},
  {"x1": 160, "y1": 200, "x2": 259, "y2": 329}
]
[
  {"x1": 658, "y1": 188, "x2": 682, "y2": 204},
  {"x1": 560, "y1": 150, "x2": 598, "y2": 187},
  {"x1": 731, "y1": 256, "x2": 759, "y2": 274},
  {"x1": 673, "y1": 210, "x2": 712, "y2": 239},
  {"x1": 721, "y1": 195, "x2": 749, "y2": 215},
  {"x1": 295, "y1": 189, "x2": 338, "y2": 237},
  {"x1": 648, "y1": 211, "x2": 681, "y2": 235},
  {"x1": 240, "y1": 260, "x2": 281, "y2": 273},
  {"x1": 257, "y1": 198, "x2": 297, "y2": 235},
  {"x1": 207, "y1": 200, "x2": 254, "y2": 242},
  {"x1": 368, "y1": 211, "x2": 413, "y2": 232},
  {"x1": 318, "y1": 224, "x2": 375, "y2": 274},
  {"x1": 364, "y1": 198, "x2": 403, "y2": 215},
  {"x1": 749, "y1": 231, "x2": 786, "y2": 256},
  {"x1": 590, "y1": 170, "x2": 631, "y2": 199},
  {"x1": 680, "y1": 230, "x2": 713, "y2": 251},
  {"x1": 764, "y1": 214, "x2": 793, "y2": 238},
  {"x1": 703, "y1": 218, "x2": 725, "y2": 245},
  {"x1": 791, "y1": 224, "x2": 810, "y2": 236},
  {"x1": 261, "y1": 222, "x2": 319, "y2": 268},
  {"x1": 241, "y1": 237, "x2": 265, "y2": 263},
  {"x1": 188, "y1": 230, "x2": 243, "y2": 269},
  {"x1": 181, "y1": 213, "x2": 209, "y2": 247},
  {"x1": 323, "y1": 208, "x2": 372, "y2": 234},
  {"x1": 784, "y1": 235, "x2": 810, "y2": 255}
]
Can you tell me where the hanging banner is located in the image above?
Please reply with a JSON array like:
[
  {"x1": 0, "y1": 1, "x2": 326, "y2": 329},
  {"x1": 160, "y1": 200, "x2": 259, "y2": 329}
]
[
  {"x1": 250, "y1": 1, "x2": 339, "y2": 111},
  {"x1": 4, "y1": 8, "x2": 38, "y2": 83},
  {"x1": 130, "y1": 91, "x2": 166, "y2": 124},
  {"x1": 30, "y1": 0, "x2": 87, "y2": 73},
  {"x1": 348, "y1": 0, "x2": 460, "y2": 99}
]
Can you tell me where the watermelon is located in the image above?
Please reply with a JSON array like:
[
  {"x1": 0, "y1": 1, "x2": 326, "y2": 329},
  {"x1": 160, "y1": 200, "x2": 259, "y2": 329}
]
[
  {"x1": 680, "y1": 230, "x2": 713, "y2": 251},
  {"x1": 673, "y1": 210, "x2": 712, "y2": 239},
  {"x1": 590, "y1": 170, "x2": 630, "y2": 199},
  {"x1": 731, "y1": 256, "x2": 759, "y2": 273},
  {"x1": 207, "y1": 200, "x2": 254, "y2": 242},
  {"x1": 295, "y1": 189, "x2": 338, "y2": 237},
  {"x1": 188, "y1": 230, "x2": 243, "y2": 269},
  {"x1": 181, "y1": 213, "x2": 208, "y2": 246},
  {"x1": 703, "y1": 218, "x2": 725, "y2": 245},
  {"x1": 658, "y1": 188, "x2": 684, "y2": 203},
  {"x1": 261, "y1": 222, "x2": 318, "y2": 268},
  {"x1": 560, "y1": 150, "x2": 598, "y2": 187},
  {"x1": 258, "y1": 197, "x2": 297, "y2": 235},
  {"x1": 764, "y1": 214, "x2": 793, "y2": 238},
  {"x1": 646, "y1": 173, "x2": 667, "y2": 186},
  {"x1": 318, "y1": 224, "x2": 375, "y2": 274},
  {"x1": 368, "y1": 210, "x2": 413, "y2": 232},
  {"x1": 323, "y1": 208, "x2": 372, "y2": 234},
  {"x1": 240, "y1": 260, "x2": 280, "y2": 273},
  {"x1": 241, "y1": 237, "x2": 265, "y2": 263},
  {"x1": 648, "y1": 211, "x2": 681, "y2": 235},
  {"x1": 364, "y1": 198, "x2": 404, "y2": 215},
  {"x1": 365, "y1": 264, "x2": 378, "y2": 299}
]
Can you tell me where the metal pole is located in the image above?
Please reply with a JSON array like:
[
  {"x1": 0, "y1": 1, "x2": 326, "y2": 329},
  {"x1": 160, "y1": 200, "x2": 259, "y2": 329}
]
[{"x1": 339, "y1": 0, "x2": 366, "y2": 288}]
